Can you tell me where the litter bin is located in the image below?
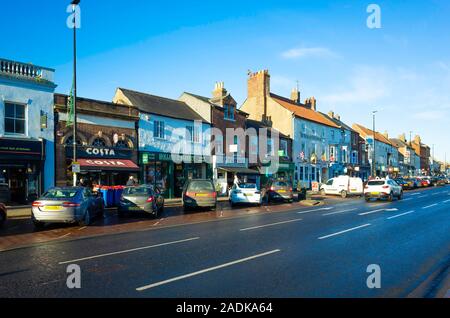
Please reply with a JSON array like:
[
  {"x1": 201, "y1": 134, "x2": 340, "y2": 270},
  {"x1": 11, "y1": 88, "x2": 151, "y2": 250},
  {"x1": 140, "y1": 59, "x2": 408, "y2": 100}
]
[
  {"x1": 100, "y1": 187, "x2": 109, "y2": 207},
  {"x1": 113, "y1": 186, "x2": 125, "y2": 206}
]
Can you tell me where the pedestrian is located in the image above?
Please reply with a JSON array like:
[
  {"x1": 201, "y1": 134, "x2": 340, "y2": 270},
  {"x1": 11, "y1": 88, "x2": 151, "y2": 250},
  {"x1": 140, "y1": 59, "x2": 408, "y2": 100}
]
[
  {"x1": 126, "y1": 175, "x2": 138, "y2": 186},
  {"x1": 233, "y1": 174, "x2": 240, "y2": 187},
  {"x1": 78, "y1": 178, "x2": 88, "y2": 187}
]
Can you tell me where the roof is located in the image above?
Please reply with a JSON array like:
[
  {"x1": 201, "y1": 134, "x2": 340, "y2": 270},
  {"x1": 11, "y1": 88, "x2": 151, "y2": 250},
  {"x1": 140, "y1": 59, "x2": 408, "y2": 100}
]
[
  {"x1": 246, "y1": 119, "x2": 290, "y2": 139},
  {"x1": 270, "y1": 94, "x2": 340, "y2": 128},
  {"x1": 118, "y1": 88, "x2": 206, "y2": 122},
  {"x1": 390, "y1": 138, "x2": 409, "y2": 149},
  {"x1": 352, "y1": 124, "x2": 393, "y2": 146},
  {"x1": 183, "y1": 92, "x2": 249, "y2": 116},
  {"x1": 321, "y1": 113, "x2": 354, "y2": 132}
]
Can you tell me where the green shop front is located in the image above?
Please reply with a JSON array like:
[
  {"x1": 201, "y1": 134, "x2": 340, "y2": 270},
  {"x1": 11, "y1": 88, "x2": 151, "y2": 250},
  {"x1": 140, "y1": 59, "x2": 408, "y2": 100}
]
[
  {"x1": 140, "y1": 152, "x2": 212, "y2": 198},
  {"x1": 258, "y1": 158, "x2": 295, "y2": 188}
]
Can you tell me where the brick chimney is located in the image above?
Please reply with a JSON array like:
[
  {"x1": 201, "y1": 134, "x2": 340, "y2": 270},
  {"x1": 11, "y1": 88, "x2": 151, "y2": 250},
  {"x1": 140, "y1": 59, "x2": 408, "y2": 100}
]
[
  {"x1": 290, "y1": 87, "x2": 301, "y2": 104},
  {"x1": 212, "y1": 82, "x2": 227, "y2": 100},
  {"x1": 247, "y1": 70, "x2": 270, "y2": 120},
  {"x1": 328, "y1": 111, "x2": 334, "y2": 118},
  {"x1": 399, "y1": 133, "x2": 407, "y2": 143},
  {"x1": 305, "y1": 97, "x2": 317, "y2": 111}
]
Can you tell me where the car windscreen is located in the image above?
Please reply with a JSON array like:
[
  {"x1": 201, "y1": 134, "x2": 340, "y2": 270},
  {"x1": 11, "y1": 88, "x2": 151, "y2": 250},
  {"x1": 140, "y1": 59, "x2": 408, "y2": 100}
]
[
  {"x1": 42, "y1": 189, "x2": 79, "y2": 199},
  {"x1": 368, "y1": 181, "x2": 385, "y2": 186},
  {"x1": 123, "y1": 187, "x2": 152, "y2": 196},
  {"x1": 274, "y1": 182, "x2": 290, "y2": 187},
  {"x1": 188, "y1": 181, "x2": 214, "y2": 192},
  {"x1": 238, "y1": 183, "x2": 257, "y2": 189}
]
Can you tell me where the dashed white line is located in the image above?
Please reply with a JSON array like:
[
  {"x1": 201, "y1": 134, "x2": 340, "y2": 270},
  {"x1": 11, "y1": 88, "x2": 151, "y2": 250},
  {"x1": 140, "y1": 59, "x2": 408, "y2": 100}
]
[
  {"x1": 359, "y1": 209, "x2": 385, "y2": 216},
  {"x1": 402, "y1": 198, "x2": 413, "y2": 201},
  {"x1": 443, "y1": 199, "x2": 450, "y2": 203},
  {"x1": 417, "y1": 195, "x2": 428, "y2": 199},
  {"x1": 409, "y1": 193, "x2": 421, "y2": 196},
  {"x1": 322, "y1": 208, "x2": 358, "y2": 216},
  {"x1": 387, "y1": 210, "x2": 415, "y2": 220},
  {"x1": 240, "y1": 218, "x2": 303, "y2": 231},
  {"x1": 318, "y1": 224, "x2": 371, "y2": 240},
  {"x1": 422, "y1": 204, "x2": 438, "y2": 209},
  {"x1": 297, "y1": 207, "x2": 334, "y2": 214},
  {"x1": 58, "y1": 237, "x2": 200, "y2": 265},
  {"x1": 136, "y1": 249, "x2": 281, "y2": 291}
]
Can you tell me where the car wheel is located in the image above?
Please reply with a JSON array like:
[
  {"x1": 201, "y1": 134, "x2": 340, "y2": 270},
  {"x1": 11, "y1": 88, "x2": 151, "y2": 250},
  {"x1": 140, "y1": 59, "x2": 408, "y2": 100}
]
[
  {"x1": 79, "y1": 210, "x2": 91, "y2": 226},
  {"x1": 341, "y1": 191, "x2": 348, "y2": 199},
  {"x1": 98, "y1": 205, "x2": 105, "y2": 218},
  {"x1": 0, "y1": 212, "x2": 5, "y2": 227},
  {"x1": 32, "y1": 216, "x2": 45, "y2": 230},
  {"x1": 365, "y1": 197, "x2": 371, "y2": 202},
  {"x1": 388, "y1": 193, "x2": 394, "y2": 202},
  {"x1": 320, "y1": 189, "x2": 326, "y2": 196},
  {"x1": 398, "y1": 191, "x2": 403, "y2": 200},
  {"x1": 230, "y1": 201, "x2": 235, "y2": 208}
]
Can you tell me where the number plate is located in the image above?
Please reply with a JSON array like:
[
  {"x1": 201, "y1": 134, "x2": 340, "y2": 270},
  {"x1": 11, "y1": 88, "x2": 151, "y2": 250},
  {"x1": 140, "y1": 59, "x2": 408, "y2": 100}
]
[
  {"x1": 244, "y1": 193, "x2": 253, "y2": 197},
  {"x1": 371, "y1": 192, "x2": 380, "y2": 195},
  {"x1": 278, "y1": 190, "x2": 286, "y2": 193},
  {"x1": 196, "y1": 193, "x2": 208, "y2": 197},
  {"x1": 44, "y1": 206, "x2": 62, "y2": 211}
]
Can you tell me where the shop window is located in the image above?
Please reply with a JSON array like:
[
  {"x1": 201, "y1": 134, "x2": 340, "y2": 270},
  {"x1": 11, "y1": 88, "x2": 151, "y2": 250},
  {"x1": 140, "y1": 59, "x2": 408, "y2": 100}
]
[
  {"x1": 92, "y1": 138, "x2": 106, "y2": 147},
  {"x1": 116, "y1": 140, "x2": 129, "y2": 149},
  {"x1": 4, "y1": 102, "x2": 26, "y2": 135},
  {"x1": 186, "y1": 126, "x2": 200, "y2": 143},
  {"x1": 65, "y1": 136, "x2": 82, "y2": 146}
]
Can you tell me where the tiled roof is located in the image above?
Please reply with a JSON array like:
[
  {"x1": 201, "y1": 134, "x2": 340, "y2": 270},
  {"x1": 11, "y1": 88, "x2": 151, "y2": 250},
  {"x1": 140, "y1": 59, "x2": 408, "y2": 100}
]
[
  {"x1": 183, "y1": 92, "x2": 249, "y2": 116},
  {"x1": 352, "y1": 123, "x2": 393, "y2": 146},
  {"x1": 118, "y1": 88, "x2": 206, "y2": 122},
  {"x1": 270, "y1": 94, "x2": 340, "y2": 128}
]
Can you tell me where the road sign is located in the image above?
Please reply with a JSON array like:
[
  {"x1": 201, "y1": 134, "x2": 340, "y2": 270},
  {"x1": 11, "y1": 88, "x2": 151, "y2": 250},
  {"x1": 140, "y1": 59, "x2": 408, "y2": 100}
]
[{"x1": 72, "y1": 162, "x2": 80, "y2": 173}]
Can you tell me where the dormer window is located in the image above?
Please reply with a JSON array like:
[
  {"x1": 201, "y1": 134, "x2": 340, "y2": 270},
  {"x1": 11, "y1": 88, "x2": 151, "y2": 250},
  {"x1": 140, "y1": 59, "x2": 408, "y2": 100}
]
[{"x1": 224, "y1": 104, "x2": 235, "y2": 120}]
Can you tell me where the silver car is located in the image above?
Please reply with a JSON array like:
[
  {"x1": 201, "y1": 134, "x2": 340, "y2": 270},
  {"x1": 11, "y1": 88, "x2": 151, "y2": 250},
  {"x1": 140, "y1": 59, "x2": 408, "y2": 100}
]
[
  {"x1": 118, "y1": 185, "x2": 165, "y2": 218},
  {"x1": 31, "y1": 187, "x2": 104, "y2": 229}
]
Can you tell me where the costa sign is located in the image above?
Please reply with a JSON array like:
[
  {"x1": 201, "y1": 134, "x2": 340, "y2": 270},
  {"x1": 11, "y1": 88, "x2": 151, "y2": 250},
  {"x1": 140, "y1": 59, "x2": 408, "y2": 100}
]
[
  {"x1": 86, "y1": 147, "x2": 116, "y2": 156},
  {"x1": 66, "y1": 146, "x2": 132, "y2": 159},
  {"x1": 85, "y1": 160, "x2": 126, "y2": 166}
]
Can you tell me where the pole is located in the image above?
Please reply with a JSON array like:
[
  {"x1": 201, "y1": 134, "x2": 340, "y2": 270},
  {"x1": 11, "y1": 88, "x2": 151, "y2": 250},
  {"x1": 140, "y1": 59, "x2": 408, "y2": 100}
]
[
  {"x1": 72, "y1": 2, "x2": 78, "y2": 186},
  {"x1": 372, "y1": 112, "x2": 376, "y2": 177}
]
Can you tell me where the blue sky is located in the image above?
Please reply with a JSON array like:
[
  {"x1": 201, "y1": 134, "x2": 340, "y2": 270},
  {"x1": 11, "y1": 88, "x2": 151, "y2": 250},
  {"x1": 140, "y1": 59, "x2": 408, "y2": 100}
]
[{"x1": 1, "y1": 0, "x2": 449, "y2": 161}]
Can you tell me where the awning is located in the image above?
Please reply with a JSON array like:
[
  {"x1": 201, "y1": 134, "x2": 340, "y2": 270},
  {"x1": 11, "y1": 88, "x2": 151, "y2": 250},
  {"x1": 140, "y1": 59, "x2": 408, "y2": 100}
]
[
  {"x1": 219, "y1": 167, "x2": 260, "y2": 175},
  {"x1": 78, "y1": 159, "x2": 140, "y2": 171}
]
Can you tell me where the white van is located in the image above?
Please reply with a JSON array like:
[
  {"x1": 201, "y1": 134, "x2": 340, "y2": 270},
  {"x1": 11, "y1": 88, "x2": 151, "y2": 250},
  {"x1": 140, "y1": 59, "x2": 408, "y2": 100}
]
[{"x1": 320, "y1": 176, "x2": 364, "y2": 198}]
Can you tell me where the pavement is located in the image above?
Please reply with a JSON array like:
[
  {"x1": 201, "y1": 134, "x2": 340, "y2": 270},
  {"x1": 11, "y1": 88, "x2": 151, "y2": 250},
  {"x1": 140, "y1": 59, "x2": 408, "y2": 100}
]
[{"x1": 0, "y1": 185, "x2": 448, "y2": 298}]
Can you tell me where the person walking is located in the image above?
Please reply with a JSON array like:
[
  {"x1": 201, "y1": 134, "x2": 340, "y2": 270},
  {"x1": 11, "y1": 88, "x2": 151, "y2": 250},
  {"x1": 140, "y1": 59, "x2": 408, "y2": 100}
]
[{"x1": 126, "y1": 176, "x2": 138, "y2": 186}]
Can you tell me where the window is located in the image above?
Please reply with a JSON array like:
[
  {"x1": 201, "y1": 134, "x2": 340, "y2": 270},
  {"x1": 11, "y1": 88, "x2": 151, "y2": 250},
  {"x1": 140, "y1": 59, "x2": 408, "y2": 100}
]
[
  {"x1": 154, "y1": 121, "x2": 165, "y2": 139},
  {"x1": 116, "y1": 140, "x2": 129, "y2": 149},
  {"x1": 65, "y1": 136, "x2": 82, "y2": 146},
  {"x1": 4, "y1": 103, "x2": 26, "y2": 135},
  {"x1": 186, "y1": 126, "x2": 200, "y2": 143},
  {"x1": 331, "y1": 130, "x2": 335, "y2": 140},
  {"x1": 280, "y1": 139, "x2": 288, "y2": 157},
  {"x1": 224, "y1": 104, "x2": 235, "y2": 120},
  {"x1": 92, "y1": 138, "x2": 106, "y2": 147}
]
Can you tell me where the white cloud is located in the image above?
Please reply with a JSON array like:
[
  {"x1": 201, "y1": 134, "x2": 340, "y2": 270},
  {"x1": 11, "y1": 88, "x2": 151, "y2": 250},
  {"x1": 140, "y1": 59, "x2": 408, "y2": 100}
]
[
  {"x1": 281, "y1": 47, "x2": 339, "y2": 60},
  {"x1": 412, "y1": 110, "x2": 447, "y2": 121}
]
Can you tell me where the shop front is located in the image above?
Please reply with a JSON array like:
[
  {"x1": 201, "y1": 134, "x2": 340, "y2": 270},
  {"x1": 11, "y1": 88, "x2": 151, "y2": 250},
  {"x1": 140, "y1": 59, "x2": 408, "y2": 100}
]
[
  {"x1": 65, "y1": 146, "x2": 139, "y2": 187},
  {"x1": 0, "y1": 138, "x2": 45, "y2": 204},
  {"x1": 140, "y1": 152, "x2": 212, "y2": 199}
]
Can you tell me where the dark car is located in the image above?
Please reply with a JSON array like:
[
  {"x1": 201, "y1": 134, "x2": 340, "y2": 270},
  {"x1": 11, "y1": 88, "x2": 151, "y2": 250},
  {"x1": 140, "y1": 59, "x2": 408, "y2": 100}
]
[
  {"x1": 182, "y1": 179, "x2": 217, "y2": 211},
  {"x1": 31, "y1": 187, "x2": 104, "y2": 229},
  {"x1": 118, "y1": 185, "x2": 164, "y2": 218},
  {"x1": 263, "y1": 180, "x2": 294, "y2": 203},
  {"x1": 394, "y1": 178, "x2": 409, "y2": 190},
  {"x1": 0, "y1": 203, "x2": 6, "y2": 228}
]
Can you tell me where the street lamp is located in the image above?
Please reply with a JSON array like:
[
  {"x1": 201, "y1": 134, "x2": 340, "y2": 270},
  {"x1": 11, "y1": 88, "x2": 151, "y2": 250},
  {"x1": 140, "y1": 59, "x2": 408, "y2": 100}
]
[
  {"x1": 71, "y1": 0, "x2": 80, "y2": 186},
  {"x1": 371, "y1": 110, "x2": 378, "y2": 177}
]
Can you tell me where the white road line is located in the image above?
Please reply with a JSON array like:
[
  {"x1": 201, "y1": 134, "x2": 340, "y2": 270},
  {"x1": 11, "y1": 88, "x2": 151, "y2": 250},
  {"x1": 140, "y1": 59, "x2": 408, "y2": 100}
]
[
  {"x1": 443, "y1": 199, "x2": 450, "y2": 203},
  {"x1": 422, "y1": 204, "x2": 439, "y2": 209},
  {"x1": 322, "y1": 208, "x2": 358, "y2": 216},
  {"x1": 297, "y1": 207, "x2": 334, "y2": 214},
  {"x1": 318, "y1": 224, "x2": 371, "y2": 240},
  {"x1": 58, "y1": 237, "x2": 200, "y2": 265},
  {"x1": 136, "y1": 249, "x2": 281, "y2": 291},
  {"x1": 387, "y1": 211, "x2": 415, "y2": 220},
  {"x1": 409, "y1": 193, "x2": 421, "y2": 196},
  {"x1": 240, "y1": 218, "x2": 303, "y2": 231},
  {"x1": 417, "y1": 195, "x2": 428, "y2": 199},
  {"x1": 402, "y1": 198, "x2": 413, "y2": 201},
  {"x1": 57, "y1": 233, "x2": 71, "y2": 240},
  {"x1": 359, "y1": 209, "x2": 385, "y2": 216},
  {"x1": 431, "y1": 193, "x2": 441, "y2": 196}
]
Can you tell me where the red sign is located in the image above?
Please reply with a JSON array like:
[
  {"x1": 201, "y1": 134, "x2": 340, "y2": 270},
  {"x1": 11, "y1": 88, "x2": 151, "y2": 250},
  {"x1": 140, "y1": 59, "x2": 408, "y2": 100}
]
[{"x1": 78, "y1": 159, "x2": 139, "y2": 170}]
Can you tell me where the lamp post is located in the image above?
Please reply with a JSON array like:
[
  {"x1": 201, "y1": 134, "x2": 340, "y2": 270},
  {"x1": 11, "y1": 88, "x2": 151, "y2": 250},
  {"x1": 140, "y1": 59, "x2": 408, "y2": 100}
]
[
  {"x1": 71, "y1": 0, "x2": 80, "y2": 186},
  {"x1": 371, "y1": 110, "x2": 378, "y2": 177}
]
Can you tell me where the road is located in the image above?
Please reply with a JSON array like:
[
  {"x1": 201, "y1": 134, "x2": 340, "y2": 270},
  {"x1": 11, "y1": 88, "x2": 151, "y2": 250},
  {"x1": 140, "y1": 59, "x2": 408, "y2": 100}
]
[{"x1": 0, "y1": 185, "x2": 449, "y2": 298}]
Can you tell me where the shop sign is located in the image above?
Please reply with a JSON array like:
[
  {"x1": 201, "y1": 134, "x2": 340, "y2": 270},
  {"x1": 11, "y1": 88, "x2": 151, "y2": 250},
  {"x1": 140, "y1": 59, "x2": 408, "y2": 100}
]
[
  {"x1": 66, "y1": 146, "x2": 132, "y2": 159},
  {"x1": 142, "y1": 153, "x2": 149, "y2": 164},
  {"x1": 0, "y1": 138, "x2": 43, "y2": 160},
  {"x1": 72, "y1": 163, "x2": 81, "y2": 173}
]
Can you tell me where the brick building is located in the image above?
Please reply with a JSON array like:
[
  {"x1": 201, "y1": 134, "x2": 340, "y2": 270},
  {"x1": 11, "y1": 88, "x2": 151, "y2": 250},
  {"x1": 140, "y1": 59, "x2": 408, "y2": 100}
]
[
  {"x1": 54, "y1": 94, "x2": 140, "y2": 187},
  {"x1": 411, "y1": 135, "x2": 431, "y2": 174}
]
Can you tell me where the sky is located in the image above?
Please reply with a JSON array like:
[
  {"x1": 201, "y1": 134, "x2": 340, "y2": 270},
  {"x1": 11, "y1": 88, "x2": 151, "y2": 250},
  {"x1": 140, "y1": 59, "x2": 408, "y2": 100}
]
[{"x1": 1, "y1": 0, "x2": 449, "y2": 162}]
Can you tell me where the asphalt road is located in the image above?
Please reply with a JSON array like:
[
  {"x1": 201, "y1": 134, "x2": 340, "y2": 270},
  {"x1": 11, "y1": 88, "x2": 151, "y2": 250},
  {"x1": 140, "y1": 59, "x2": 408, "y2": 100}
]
[{"x1": 0, "y1": 185, "x2": 449, "y2": 298}]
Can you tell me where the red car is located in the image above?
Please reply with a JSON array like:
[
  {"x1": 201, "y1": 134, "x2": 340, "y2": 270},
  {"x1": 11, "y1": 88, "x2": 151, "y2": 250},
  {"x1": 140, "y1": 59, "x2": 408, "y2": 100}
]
[
  {"x1": 0, "y1": 203, "x2": 6, "y2": 227},
  {"x1": 419, "y1": 178, "x2": 431, "y2": 187}
]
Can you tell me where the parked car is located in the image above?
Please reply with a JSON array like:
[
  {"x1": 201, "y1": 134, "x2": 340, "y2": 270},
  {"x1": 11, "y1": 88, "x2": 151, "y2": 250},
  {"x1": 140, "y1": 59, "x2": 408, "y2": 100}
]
[
  {"x1": 320, "y1": 176, "x2": 364, "y2": 198},
  {"x1": 435, "y1": 176, "x2": 447, "y2": 186},
  {"x1": 182, "y1": 179, "x2": 217, "y2": 211},
  {"x1": 0, "y1": 203, "x2": 6, "y2": 228},
  {"x1": 229, "y1": 183, "x2": 262, "y2": 207},
  {"x1": 118, "y1": 185, "x2": 164, "y2": 218},
  {"x1": 31, "y1": 187, "x2": 104, "y2": 229},
  {"x1": 402, "y1": 178, "x2": 417, "y2": 190},
  {"x1": 0, "y1": 183, "x2": 11, "y2": 204},
  {"x1": 364, "y1": 179, "x2": 403, "y2": 202},
  {"x1": 418, "y1": 177, "x2": 430, "y2": 187},
  {"x1": 394, "y1": 178, "x2": 409, "y2": 190},
  {"x1": 263, "y1": 180, "x2": 294, "y2": 203}
]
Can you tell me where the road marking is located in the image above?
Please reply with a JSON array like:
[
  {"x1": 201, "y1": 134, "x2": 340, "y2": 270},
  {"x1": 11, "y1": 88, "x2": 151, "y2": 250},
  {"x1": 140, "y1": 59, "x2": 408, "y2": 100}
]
[
  {"x1": 431, "y1": 193, "x2": 441, "y2": 196},
  {"x1": 422, "y1": 204, "x2": 438, "y2": 209},
  {"x1": 57, "y1": 233, "x2": 71, "y2": 240},
  {"x1": 78, "y1": 227, "x2": 87, "y2": 231},
  {"x1": 359, "y1": 208, "x2": 398, "y2": 216},
  {"x1": 387, "y1": 210, "x2": 415, "y2": 220},
  {"x1": 136, "y1": 249, "x2": 281, "y2": 291},
  {"x1": 58, "y1": 237, "x2": 200, "y2": 265},
  {"x1": 322, "y1": 208, "x2": 358, "y2": 216},
  {"x1": 409, "y1": 193, "x2": 421, "y2": 196},
  {"x1": 297, "y1": 207, "x2": 334, "y2": 214},
  {"x1": 240, "y1": 218, "x2": 303, "y2": 231},
  {"x1": 417, "y1": 195, "x2": 428, "y2": 199},
  {"x1": 318, "y1": 224, "x2": 371, "y2": 240},
  {"x1": 402, "y1": 198, "x2": 413, "y2": 201},
  {"x1": 443, "y1": 199, "x2": 450, "y2": 203}
]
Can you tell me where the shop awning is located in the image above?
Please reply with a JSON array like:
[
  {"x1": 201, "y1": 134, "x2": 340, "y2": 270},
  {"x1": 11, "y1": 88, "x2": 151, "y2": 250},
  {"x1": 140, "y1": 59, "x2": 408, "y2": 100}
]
[
  {"x1": 78, "y1": 159, "x2": 139, "y2": 171},
  {"x1": 219, "y1": 167, "x2": 260, "y2": 175}
]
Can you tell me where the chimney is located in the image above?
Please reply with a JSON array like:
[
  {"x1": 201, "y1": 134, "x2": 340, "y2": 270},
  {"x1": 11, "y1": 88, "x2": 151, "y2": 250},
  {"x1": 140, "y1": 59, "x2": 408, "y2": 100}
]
[
  {"x1": 305, "y1": 97, "x2": 317, "y2": 111},
  {"x1": 328, "y1": 111, "x2": 334, "y2": 119},
  {"x1": 290, "y1": 87, "x2": 301, "y2": 104},
  {"x1": 212, "y1": 82, "x2": 227, "y2": 99},
  {"x1": 247, "y1": 69, "x2": 270, "y2": 121},
  {"x1": 414, "y1": 135, "x2": 421, "y2": 144},
  {"x1": 383, "y1": 131, "x2": 389, "y2": 139},
  {"x1": 334, "y1": 114, "x2": 341, "y2": 121},
  {"x1": 399, "y1": 133, "x2": 407, "y2": 143}
]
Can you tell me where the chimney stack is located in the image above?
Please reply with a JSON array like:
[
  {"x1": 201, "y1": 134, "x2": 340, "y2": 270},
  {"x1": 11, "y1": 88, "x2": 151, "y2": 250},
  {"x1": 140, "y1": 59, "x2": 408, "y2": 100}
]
[
  {"x1": 290, "y1": 87, "x2": 301, "y2": 104},
  {"x1": 305, "y1": 97, "x2": 317, "y2": 111},
  {"x1": 212, "y1": 81, "x2": 227, "y2": 99},
  {"x1": 328, "y1": 111, "x2": 334, "y2": 119},
  {"x1": 383, "y1": 131, "x2": 389, "y2": 139},
  {"x1": 399, "y1": 133, "x2": 407, "y2": 143},
  {"x1": 247, "y1": 70, "x2": 270, "y2": 121}
]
